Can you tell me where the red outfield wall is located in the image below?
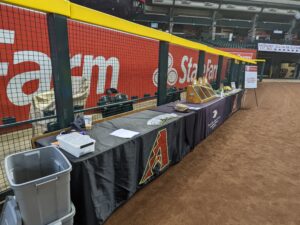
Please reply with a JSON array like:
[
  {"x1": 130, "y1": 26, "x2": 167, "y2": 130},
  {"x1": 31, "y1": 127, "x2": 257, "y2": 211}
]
[{"x1": 0, "y1": 4, "x2": 256, "y2": 124}]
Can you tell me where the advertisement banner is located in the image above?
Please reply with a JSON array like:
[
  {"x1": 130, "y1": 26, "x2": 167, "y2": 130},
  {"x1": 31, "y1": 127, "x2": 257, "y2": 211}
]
[
  {"x1": 258, "y1": 43, "x2": 300, "y2": 53},
  {"x1": 0, "y1": 3, "x2": 257, "y2": 126}
]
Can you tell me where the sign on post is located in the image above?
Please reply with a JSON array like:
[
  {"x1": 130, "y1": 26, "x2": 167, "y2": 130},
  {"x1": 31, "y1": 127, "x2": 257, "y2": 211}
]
[
  {"x1": 245, "y1": 65, "x2": 257, "y2": 89},
  {"x1": 244, "y1": 65, "x2": 258, "y2": 106}
]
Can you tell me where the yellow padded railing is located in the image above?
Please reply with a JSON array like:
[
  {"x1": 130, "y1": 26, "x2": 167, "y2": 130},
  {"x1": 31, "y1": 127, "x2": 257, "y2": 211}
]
[
  {"x1": 255, "y1": 59, "x2": 266, "y2": 62},
  {"x1": 1, "y1": 0, "x2": 256, "y2": 64}
]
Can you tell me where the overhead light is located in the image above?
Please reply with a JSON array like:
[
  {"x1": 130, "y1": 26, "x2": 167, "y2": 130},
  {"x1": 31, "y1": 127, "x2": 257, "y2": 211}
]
[
  {"x1": 204, "y1": 2, "x2": 214, "y2": 7},
  {"x1": 248, "y1": 6, "x2": 257, "y2": 11},
  {"x1": 220, "y1": 4, "x2": 261, "y2": 12},
  {"x1": 181, "y1": 0, "x2": 191, "y2": 5},
  {"x1": 227, "y1": 5, "x2": 235, "y2": 9},
  {"x1": 263, "y1": 8, "x2": 298, "y2": 15}
]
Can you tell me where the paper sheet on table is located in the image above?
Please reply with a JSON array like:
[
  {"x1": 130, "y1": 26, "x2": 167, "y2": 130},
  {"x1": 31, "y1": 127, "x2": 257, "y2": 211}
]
[
  {"x1": 188, "y1": 107, "x2": 200, "y2": 110},
  {"x1": 110, "y1": 129, "x2": 140, "y2": 139}
]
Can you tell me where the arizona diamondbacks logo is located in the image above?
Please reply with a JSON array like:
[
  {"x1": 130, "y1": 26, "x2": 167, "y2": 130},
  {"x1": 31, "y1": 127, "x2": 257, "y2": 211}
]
[{"x1": 139, "y1": 129, "x2": 169, "y2": 185}]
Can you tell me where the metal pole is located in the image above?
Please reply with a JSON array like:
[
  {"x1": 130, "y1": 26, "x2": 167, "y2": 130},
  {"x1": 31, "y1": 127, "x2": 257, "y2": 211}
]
[
  {"x1": 197, "y1": 50, "x2": 205, "y2": 79},
  {"x1": 216, "y1": 55, "x2": 224, "y2": 89},
  {"x1": 157, "y1": 41, "x2": 169, "y2": 106},
  {"x1": 242, "y1": 63, "x2": 246, "y2": 89},
  {"x1": 168, "y1": 0, "x2": 175, "y2": 33},
  {"x1": 47, "y1": 14, "x2": 74, "y2": 129},
  {"x1": 228, "y1": 59, "x2": 235, "y2": 84},
  {"x1": 236, "y1": 61, "x2": 242, "y2": 88},
  {"x1": 259, "y1": 62, "x2": 265, "y2": 82}
]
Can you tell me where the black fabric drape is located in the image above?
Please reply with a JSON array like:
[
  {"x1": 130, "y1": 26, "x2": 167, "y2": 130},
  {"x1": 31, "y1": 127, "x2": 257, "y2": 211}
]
[{"x1": 35, "y1": 91, "x2": 243, "y2": 225}]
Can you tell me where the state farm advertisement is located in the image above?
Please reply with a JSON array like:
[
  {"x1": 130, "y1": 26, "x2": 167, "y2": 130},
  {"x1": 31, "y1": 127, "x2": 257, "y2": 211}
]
[
  {"x1": 67, "y1": 19, "x2": 159, "y2": 109},
  {"x1": 0, "y1": 3, "x2": 256, "y2": 126}
]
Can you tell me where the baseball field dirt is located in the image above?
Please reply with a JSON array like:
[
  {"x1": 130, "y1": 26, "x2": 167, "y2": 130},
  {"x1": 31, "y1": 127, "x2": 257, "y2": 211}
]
[{"x1": 105, "y1": 82, "x2": 300, "y2": 225}]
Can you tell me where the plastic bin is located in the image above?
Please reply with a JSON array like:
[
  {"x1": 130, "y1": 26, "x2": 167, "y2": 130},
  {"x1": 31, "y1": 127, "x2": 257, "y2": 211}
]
[
  {"x1": 0, "y1": 196, "x2": 22, "y2": 225},
  {"x1": 48, "y1": 203, "x2": 76, "y2": 225},
  {"x1": 5, "y1": 147, "x2": 72, "y2": 225}
]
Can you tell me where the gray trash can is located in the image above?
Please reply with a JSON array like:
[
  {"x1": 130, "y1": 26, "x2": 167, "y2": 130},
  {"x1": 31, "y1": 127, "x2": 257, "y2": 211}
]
[
  {"x1": 48, "y1": 203, "x2": 76, "y2": 225},
  {"x1": 5, "y1": 146, "x2": 72, "y2": 225},
  {"x1": 0, "y1": 196, "x2": 22, "y2": 225}
]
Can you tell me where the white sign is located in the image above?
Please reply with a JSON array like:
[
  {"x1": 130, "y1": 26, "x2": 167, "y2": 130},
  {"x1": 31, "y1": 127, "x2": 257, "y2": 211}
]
[
  {"x1": 231, "y1": 82, "x2": 236, "y2": 90},
  {"x1": 258, "y1": 43, "x2": 300, "y2": 54},
  {"x1": 245, "y1": 66, "x2": 257, "y2": 89}
]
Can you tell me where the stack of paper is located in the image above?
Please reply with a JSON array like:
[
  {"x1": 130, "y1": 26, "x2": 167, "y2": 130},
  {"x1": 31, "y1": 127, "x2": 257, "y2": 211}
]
[{"x1": 110, "y1": 129, "x2": 140, "y2": 138}]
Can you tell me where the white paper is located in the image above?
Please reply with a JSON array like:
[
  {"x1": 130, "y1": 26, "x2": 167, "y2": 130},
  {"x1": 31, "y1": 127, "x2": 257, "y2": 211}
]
[
  {"x1": 188, "y1": 107, "x2": 200, "y2": 110},
  {"x1": 110, "y1": 129, "x2": 139, "y2": 139}
]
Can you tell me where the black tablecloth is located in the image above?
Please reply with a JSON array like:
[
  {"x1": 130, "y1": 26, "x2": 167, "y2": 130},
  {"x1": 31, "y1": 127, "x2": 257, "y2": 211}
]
[
  {"x1": 35, "y1": 90, "x2": 243, "y2": 225},
  {"x1": 151, "y1": 90, "x2": 243, "y2": 146},
  {"x1": 36, "y1": 110, "x2": 193, "y2": 225}
]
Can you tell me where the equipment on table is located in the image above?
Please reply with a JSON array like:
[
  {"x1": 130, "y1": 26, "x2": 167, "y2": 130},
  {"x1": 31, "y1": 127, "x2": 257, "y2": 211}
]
[
  {"x1": 186, "y1": 77, "x2": 217, "y2": 104},
  {"x1": 5, "y1": 147, "x2": 73, "y2": 225},
  {"x1": 223, "y1": 86, "x2": 232, "y2": 92},
  {"x1": 166, "y1": 87, "x2": 181, "y2": 103},
  {"x1": 97, "y1": 89, "x2": 133, "y2": 118},
  {"x1": 147, "y1": 113, "x2": 178, "y2": 125},
  {"x1": 57, "y1": 132, "x2": 95, "y2": 158},
  {"x1": 174, "y1": 103, "x2": 189, "y2": 113}
]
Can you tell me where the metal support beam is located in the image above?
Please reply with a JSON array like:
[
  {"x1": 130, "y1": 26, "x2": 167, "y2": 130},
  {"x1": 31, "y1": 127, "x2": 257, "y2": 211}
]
[
  {"x1": 211, "y1": 11, "x2": 217, "y2": 40},
  {"x1": 228, "y1": 59, "x2": 235, "y2": 84},
  {"x1": 259, "y1": 62, "x2": 266, "y2": 82},
  {"x1": 250, "y1": 14, "x2": 259, "y2": 43},
  {"x1": 237, "y1": 61, "x2": 244, "y2": 89},
  {"x1": 47, "y1": 14, "x2": 74, "y2": 129},
  {"x1": 197, "y1": 50, "x2": 205, "y2": 79},
  {"x1": 285, "y1": 18, "x2": 297, "y2": 44},
  {"x1": 168, "y1": 0, "x2": 175, "y2": 33},
  {"x1": 157, "y1": 41, "x2": 169, "y2": 106},
  {"x1": 216, "y1": 56, "x2": 224, "y2": 90},
  {"x1": 242, "y1": 63, "x2": 246, "y2": 89},
  {"x1": 236, "y1": 61, "x2": 241, "y2": 88}
]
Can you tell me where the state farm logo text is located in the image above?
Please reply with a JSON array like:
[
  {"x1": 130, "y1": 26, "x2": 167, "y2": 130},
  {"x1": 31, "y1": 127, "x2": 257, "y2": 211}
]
[
  {"x1": 152, "y1": 53, "x2": 197, "y2": 87},
  {"x1": 152, "y1": 53, "x2": 219, "y2": 87},
  {"x1": 0, "y1": 29, "x2": 120, "y2": 107}
]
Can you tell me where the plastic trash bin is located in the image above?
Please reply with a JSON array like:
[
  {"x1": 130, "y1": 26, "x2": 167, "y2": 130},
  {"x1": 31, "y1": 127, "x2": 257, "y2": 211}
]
[
  {"x1": 48, "y1": 203, "x2": 76, "y2": 225},
  {"x1": 0, "y1": 196, "x2": 22, "y2": 225},
  {"x1": 5, "y1": 146, "x2": 72, "y2": 225}
]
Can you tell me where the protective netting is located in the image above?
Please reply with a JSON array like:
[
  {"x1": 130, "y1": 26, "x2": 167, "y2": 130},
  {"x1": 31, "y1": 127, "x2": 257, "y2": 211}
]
[{"x1": 0, "y1": 3, "x2": 56, "y2": 191}]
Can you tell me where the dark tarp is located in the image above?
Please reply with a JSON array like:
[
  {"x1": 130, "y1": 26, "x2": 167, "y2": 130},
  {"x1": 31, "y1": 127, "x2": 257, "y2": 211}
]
[{"x1": 35, "y1": 91, "x2": 243, "y2": 225}]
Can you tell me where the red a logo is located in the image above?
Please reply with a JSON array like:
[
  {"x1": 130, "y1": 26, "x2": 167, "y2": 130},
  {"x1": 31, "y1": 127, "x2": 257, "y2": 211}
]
[{"x1": 139, "y1": 129, "x2": 169, "y2": 185}]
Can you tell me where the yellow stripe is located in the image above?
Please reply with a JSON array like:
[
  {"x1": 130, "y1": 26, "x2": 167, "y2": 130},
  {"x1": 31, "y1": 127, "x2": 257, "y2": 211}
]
[
  {"x1": 255, "y1": 59, "x2": 266, "y2": 62},
  {"x1": 1, "y1": 0, "x2": 70, "y2": 16},
  {"x1": 1, "y1": 0, "x2": 256, "y2": 64}
]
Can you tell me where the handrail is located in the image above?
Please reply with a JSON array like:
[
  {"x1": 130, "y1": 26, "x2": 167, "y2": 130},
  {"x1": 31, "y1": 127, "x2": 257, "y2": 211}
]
[
  {"x1": 1, "y1": 0, "x2": 256, "y2": 64},
  {"x1": 255, "y1": 59, "x2": 266, "y2": 62}
]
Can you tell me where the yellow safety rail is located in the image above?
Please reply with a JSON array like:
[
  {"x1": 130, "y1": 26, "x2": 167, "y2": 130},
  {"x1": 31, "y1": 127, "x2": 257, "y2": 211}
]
[
  {"x1": 1, "y1": 0, "x2": 256, "y2": 64},
  {"x1": 255, "y1": 59, "x2": 266, "y2": 63}
]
